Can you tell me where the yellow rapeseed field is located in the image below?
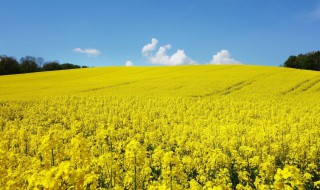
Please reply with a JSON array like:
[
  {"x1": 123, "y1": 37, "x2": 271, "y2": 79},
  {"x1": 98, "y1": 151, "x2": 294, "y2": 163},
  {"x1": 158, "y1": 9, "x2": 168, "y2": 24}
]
[{"x1": 0, "y1": 65, "x2": 319, "y2": 189}]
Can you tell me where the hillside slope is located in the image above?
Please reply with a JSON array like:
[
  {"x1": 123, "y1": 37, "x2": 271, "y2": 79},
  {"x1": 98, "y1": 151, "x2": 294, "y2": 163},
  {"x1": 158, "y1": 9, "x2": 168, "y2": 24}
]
[
  {"x1": 1, "y1": 65, "x2": 320, "y2": 100},
  {"x1": 1, "y1": 65, "x2": 320, "y2": 189}
]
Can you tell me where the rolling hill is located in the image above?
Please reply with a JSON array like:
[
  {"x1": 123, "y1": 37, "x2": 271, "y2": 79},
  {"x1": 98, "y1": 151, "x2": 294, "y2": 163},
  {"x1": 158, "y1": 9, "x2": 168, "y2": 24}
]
[
  {"x1": 1, "y1": 65, "x2": 319, "y2": 100},
  {"x1": 0, "y1": 65, "x2": 319, "y2": 189}
]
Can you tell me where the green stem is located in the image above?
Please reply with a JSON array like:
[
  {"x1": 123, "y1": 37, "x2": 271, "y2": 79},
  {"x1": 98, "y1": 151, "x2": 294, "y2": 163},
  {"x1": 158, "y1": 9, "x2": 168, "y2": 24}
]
[
  {"x1": 51, "y1": 148, "x2": 55, "y2": 167},
  {"x1": 170, "y1": 161, "x2": 173, "y2": 190},
  {"x1": 134, "y1": 155, "x2": 137, "y2": 190}
]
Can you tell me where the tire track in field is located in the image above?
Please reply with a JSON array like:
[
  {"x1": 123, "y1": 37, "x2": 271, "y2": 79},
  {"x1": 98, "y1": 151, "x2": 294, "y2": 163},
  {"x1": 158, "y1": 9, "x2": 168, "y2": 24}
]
[
  {"x1": 219, "y1": 80, "x2": 256, "y2": 95},
  {"x1": 80, "y1": 75, "x2": 165, "y2": 93},
  {"x1": 200, "y1": 65, "x2": 241, "y2": 73},
  {"x1": 81, "y1": 82, "x2": 132, "y2": 92},
  {"x1": 299, "y1": 78, "x2": 320, "y2": 92},
  {"x1": 281, "y1": 79, "x2": 311, "y2": 95},
  {"x1": 124, "y1": 67, "x2": 156, "y2": 77},
  {"x1": 281, "y1": 77, "x2": 320, "y2": 95},
  {"x1": 190, "y1": 79, "x2": 256, "y2": 98},
  {"x1": 171, "y1": 85, "x2": 184, "y2": 90},
  {"x1": 190, "y1": 73, "x2": 272, "y2": 98}
]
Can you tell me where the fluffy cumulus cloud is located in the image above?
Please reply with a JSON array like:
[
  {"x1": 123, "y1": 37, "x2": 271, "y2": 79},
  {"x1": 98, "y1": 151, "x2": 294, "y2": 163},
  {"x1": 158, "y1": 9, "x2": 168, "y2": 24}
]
[
  {"x1": 142, "y1": 38, "x2": 158, "y2": 55},
  {"x1": 210, "y1": 50, "x2": 241, "y2": 64},
  {"x1": 142, "y1": 38, "x2": 196, "y2": 65},
  {"x1": 125, "y1": 60, "x2": 133, "y2": 66},
  {"x1": 73, "y1": 48, "x2": 101, "y2": 57}
]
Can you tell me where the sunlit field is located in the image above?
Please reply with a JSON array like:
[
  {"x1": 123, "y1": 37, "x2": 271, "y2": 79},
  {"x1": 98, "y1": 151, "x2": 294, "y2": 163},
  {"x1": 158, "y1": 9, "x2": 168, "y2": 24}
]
[{"x1": 0, "y1": 65, "x2": 319, "y2": 189}]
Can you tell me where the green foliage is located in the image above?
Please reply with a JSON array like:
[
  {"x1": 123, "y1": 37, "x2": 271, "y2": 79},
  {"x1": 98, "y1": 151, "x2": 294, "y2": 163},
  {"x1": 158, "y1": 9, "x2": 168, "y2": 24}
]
[
  {"x1": 284, "y1": 51, "x2": 320, "y2": 71},
  {"x1": 0, "y1": 55, "x2": 20, "y2": 75},
  {"x1": 20, "y1": 56, "x2": 40, "y2": 73},
  {"x1": 42, "y1": 61, "x2": 62, "y2": 71},
  {"x1": 0, "y1": 54, "x2": 86, "y2": 75},
  {"x1": 61, "y1": 63, "x2": 81, "y2": 70}
]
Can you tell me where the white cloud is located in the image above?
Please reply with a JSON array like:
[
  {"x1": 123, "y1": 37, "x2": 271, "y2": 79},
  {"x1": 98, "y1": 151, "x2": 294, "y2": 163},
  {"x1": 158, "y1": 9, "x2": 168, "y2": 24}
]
[
  {"x1": 210, "y1": 50, "x2": 241, "y2": 64},
  {"x1": 141, "y1": 38, "x2": 158, "y2": 55},
  {"x1": 142, "y1": 38, "x2": 196, "y2": 65},
  {"x1": 73, "y1": 48, "x2": 101, "y2": 57},
  {"x1": 125, "y1": 60, "x2": 133, "y2": 66}
]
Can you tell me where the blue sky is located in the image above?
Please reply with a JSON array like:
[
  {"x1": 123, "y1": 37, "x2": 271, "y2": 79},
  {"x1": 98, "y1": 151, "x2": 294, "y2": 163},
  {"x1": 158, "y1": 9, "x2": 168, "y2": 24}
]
[{"x1": 1, "y1": 0, "x2": 320, "y2": 67}]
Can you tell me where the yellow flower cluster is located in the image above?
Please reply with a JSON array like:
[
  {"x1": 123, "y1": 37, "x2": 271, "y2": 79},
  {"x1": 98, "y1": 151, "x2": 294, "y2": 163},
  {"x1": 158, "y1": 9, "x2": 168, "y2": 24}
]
[
  {"x1": 0, "y1": 95, "x2": 319, "y2": 189},
  {"x1": 0, "y1": 65, "x2": 319, "y2": 189}
]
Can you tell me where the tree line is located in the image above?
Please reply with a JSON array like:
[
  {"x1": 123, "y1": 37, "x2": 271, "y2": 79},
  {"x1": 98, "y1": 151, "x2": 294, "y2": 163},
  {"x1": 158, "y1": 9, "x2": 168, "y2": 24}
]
[
  {"x1": 283, "y1": 51, "x2": 320, "y2": 71},
  {"x1": 0, "y1": 55, "x2": 88, "y2": 75}
]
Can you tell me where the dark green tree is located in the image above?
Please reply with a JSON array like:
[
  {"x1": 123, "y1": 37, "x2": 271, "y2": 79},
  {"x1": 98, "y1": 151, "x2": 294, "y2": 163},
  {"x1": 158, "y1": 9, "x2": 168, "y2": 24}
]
[
  {"x1": 61, "y1": 63, "x2": 81, "y2": 70},
  {"x1": 20, "y1": 56, "x2": 39, "y2": 73},
  {"x1": 42, "y1": 61, "x2": 62, "y2": 71},
  {"x1": 284, "y1": 55, "x2": 297, "y2": 68},
  {"x1": 1, "y1": 54, "x2": 87, "y2": 75},
  {"x1": 0, "y1": 55, "x2": 21, "y2": 75},
  {"x1": 284, "y1": 51, "x2": 320, "y2": 71},
  {"x1": 36, "y1": 57, "x2": 45, "y2": 69}
]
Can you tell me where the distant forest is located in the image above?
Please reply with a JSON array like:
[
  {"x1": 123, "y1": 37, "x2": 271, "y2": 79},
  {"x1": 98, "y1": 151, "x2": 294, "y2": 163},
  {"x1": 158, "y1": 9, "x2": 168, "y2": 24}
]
[
  {"x1": 0, "y1": 55, "x2": 88, "y2": 75},
  {"x1": 2, "y1": 51, "x2": 320, "y2": 76},
  {"x1": 283, "y1": 51, "x2": 320, "y2": 71}
]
